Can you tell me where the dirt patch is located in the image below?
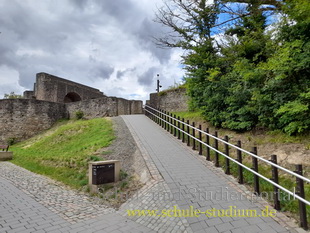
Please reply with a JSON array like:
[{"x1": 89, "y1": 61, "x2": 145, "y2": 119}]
[{"x1": 184, "y1": 118, "x2": 310, "y2": 176}]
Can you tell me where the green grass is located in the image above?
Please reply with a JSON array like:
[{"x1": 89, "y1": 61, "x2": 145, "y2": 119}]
[
  {"x1": 10, "y1": 118, "x2": 115, "y2": 189},
  {"x1": 158, "y1": 83, "x2": 186, "y2": 96},
  {"x1": 171, "y1": 111, "x2": 204, "y2": 123}
]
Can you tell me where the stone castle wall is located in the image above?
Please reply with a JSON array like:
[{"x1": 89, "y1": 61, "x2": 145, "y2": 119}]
[
  {"x1": 66, "y1": 97, "x2": 143, "y2": 119},
  {"x1": 66, "y1": 97, "x2": 117, "y2": 119},
  {"x1": 0, "y1": 99, "x2": 67, "y2": 143},
  {"x1": 148, "y1": 88, "x2": 189, "y2": 112},
  {"x1": 33, "y1": 73, "x2": 105, "y2": 103},
  {"x1": 0, "y1": 97, "x2": 143, "y2": 144},
  {"x1": 0, "y1": 72, "x2": 143, "y2": 144}
]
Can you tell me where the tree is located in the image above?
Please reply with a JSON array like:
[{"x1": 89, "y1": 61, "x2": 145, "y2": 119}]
[
  {"x1": 155, "y1": 0, "x2": 310, "y2": 134},
  {"x1": 4, "y1": 92, "x2": 22, "y2": 99},
  {"x1": 155, "y1": 0, "x2": 218, "y2": 49}
]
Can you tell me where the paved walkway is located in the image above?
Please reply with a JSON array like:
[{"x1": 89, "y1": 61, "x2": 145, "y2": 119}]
[
  {"x1": 121, "y1": 115, "x2": 299, "y2": 233},
  {"x1": 0, "y1": 115, "x2": 302, "y2": 233},
  {"x1": 0, "y1": 163, "x2": 154, "y2": 233}
]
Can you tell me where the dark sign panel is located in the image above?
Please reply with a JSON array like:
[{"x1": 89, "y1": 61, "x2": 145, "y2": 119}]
[{"x1": 92, "y1": 163, "x2": 115, "y2": 185}]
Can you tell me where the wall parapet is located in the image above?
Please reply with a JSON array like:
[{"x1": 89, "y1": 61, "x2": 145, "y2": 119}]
[{"x1": 148, "y1": 88, "x2": 189, "y2": 112}]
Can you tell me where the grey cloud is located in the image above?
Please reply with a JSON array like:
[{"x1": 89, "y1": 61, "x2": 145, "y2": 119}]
[
  {"x1": 116, "y1": 67, "x2": 137, "y2": 79},
  {"x1": 137, "y1": 67, "x2": 160, "y2": 86},
  {"x1": 0, "y1": 0, "x2": 183, "y2": 100},
  {"x1": 136, "y1": 18, "x2": 172, "y2": 64},
  {"x1": 97, "y1": 0, "x2": 138, "y2": 19},
  {"x1": 18, "y1": 68, "x2": 37, "y2": 88},
  {"x1": 91, "y1": 64, "x2": 114, "y2": 80},
  {"x1": 69, "y1": 0, "x2": 88, "y2": 9},
  {"x1": 74, "y1": 0, "x2": 173, "y2": 64},
  {"x1": 116, "y1": 70, "x2": 126, "y2": 79}
]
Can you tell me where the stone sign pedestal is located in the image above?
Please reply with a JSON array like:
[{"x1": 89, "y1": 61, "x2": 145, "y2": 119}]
[
  {"x1": 88, "y1": 160, "x2": 120, "y2": 193},
  {"x1": 0, "y1": 152, "x2": 13, "y2": 161}
]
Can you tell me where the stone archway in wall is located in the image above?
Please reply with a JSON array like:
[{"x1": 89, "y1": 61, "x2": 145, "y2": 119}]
[{"x1": 64, "y1": 92, "x2": 82, "y2": 103}]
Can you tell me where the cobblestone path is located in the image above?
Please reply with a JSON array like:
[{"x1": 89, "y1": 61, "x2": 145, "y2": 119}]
[{"x1": 0, "y1": 163, "x2": 154, "y2": 233}]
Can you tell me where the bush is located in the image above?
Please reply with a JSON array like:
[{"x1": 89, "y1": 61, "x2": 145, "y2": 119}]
[
  {"x1": 7, "y1": 137, "x2": 16, "y2": 146},
  {"x1": 75, "y1": 110, "x2": 84, "y2": 120},
  {"x1": 276, "y1": 99, "x2": 310, "y2": 135}
]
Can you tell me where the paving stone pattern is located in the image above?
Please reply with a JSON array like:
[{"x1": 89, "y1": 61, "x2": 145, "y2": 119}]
[
  {"x1": 0, "y1": 115, "x2": 303, "y2": 232},
  {"x1": 0, "y1": 163, "x2": 154, "y2": 233},
  {"x1": 121, "y1": 115, "x2": 300, "y2": 233}
]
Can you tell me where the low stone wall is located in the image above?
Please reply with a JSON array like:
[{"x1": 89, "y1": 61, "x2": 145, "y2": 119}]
[
  {"x1": 66, "y1": 97, "x2": 143, "y2": 119},
  {"x1": 0, "y1": 152, "x2": 13, "y2": 161},
  {"x1": 0, "y1": 99, "x2": 67, "y2": 144},
  {"x1": 148, "y1": 88, "x2": 189, "y2": 112},
  {"x1": 0, "y1": 97, "x2": 143, "y2": 144},
  {"x1": 66, "y1": 97, "x2": 117, "y2": 119}
]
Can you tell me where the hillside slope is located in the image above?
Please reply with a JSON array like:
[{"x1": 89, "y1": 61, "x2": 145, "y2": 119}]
[{"x1": 10, "y1": 118, "x2": 115, "y2": 189}]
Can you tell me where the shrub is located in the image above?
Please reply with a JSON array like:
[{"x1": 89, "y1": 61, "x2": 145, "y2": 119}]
[
  {"x1": 7, "y1": 137, "x2": 16, "y2": 146},
  {"x1": 75, "y1": 110, "x2": 84, "y2": 120}
]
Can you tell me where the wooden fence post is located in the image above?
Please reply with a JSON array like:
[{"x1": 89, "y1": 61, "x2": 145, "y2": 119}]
[
  {"x1": 236, "y1": 140, "x2": 243, "y2": 184},
  {"x1": 177, "y1": 116, "x2": 181, "y2": 139},
  {"x1": 170, "y1": 113, "x2": 173, "y2": 134},
  {"x1": 206, "y1": 128, "x2": 210, "y2": 161},
  {"x1": 295, "y1": 165, "x2": 308, "y2": 230},
  {"x1": 252, "y1": 147, "x2": 260, "y2": 195},
  {"x1": 166, "y1": 111, "x2": 170, "y2": 132},
  {"x1": 192, "y1": 122, "x2": 196, "y2": 150},
  {"x1": 198, "y1": 125, "x2": 202, "y2": 155},
  {"x1": 182, "y1": 118, "x2": 185, "y2": 143},
  {"x1": 187, "y1": 120, "x2": 190, "y2": 147},
  {"x1": 270, "y1": 155, "x2": 280, "y2": 210},
  {"x1": 173, "y1": 114, "x2": 177, "y2": 137},
  {"x1": 224, "y1": 135, "x2": 230, "y2": 175},
  {"x1": 214, "y1": 131, "x2": 219, "y2": 167}
]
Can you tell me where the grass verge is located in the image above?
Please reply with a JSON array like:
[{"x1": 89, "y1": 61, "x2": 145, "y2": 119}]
[{"x1": 10, "y1": 118, "x2": 115, "y2": 189}]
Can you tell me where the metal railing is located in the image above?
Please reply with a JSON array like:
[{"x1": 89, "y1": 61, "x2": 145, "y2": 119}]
[{"x1": 144, "y1": 105, "x2": 309, "y2": 230}]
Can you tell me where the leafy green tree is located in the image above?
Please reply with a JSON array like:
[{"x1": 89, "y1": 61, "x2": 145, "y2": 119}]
[{"x1": 155, "y1": 0, "x2": 310, "y2": 134}]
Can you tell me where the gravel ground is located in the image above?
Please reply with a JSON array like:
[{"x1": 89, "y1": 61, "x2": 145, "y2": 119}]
[
  {"x1": 96, "y1": 116, "x2": 151, "y2": 181},
  {"x1": 97, "y1": 116, "x2": 138, "y2": 175}
]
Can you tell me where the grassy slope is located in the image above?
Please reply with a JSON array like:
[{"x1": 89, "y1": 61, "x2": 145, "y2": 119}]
[{"x1": 10, "y1": 118, "x2": 115, "y2": 189}]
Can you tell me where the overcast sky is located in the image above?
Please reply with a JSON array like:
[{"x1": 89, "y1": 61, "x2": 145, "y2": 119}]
[{"x1": 0, "y1": 0, "x2": 185, "y2": 102}]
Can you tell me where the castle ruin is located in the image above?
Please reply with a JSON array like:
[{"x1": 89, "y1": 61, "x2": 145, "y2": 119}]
[{"x1": 0, "y1": 72, "x2": 143, "y2": 144}]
